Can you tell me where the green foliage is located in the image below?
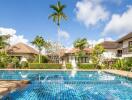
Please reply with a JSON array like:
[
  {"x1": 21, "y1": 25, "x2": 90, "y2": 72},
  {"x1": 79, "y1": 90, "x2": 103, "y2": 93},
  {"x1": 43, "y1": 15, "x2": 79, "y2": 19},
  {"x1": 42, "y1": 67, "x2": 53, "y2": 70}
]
[
  {"x1": 12, "y1": 57, "x2": 20, "y2": 68},
  {"x1": 0, "y1": 51, "x2": 11, "y2": 68},
  {"x1": 78, "y1": 63, "x2": 95, "y2": 69},
  {"x1": 66, "y1": 63, "x2": 72, "y2": 69},
  {"x1": 75, "y1": 51, "x2": 86, "y2": 57},
  {"x1": 29, "y1": 63, "x2": 62, "y2": 69},
  {"x1": 74, "y1": 38, "x2": 88, "y2": 50},
  {"x1": 91, "y1": 44, "x2": 105, "y2": 68},
  {"x1": 31, "y1": 36, "x2": 46, "y2": 52},
  {"x1": 113, "y1": 59, "x2": 125, "y2": 70},
  {"x1": 0, "y1": 62, "x2": 4, "y2": 68},
  {"x1": 21, "y1": 61, "x2": 28, "y2": 69},
  {"x1": 33, "y1": 55, "x2": 49, "y2": 63},
  {"x1": 125, "y1": 57, "x2": 132, "y2": 67},
  {"x1": 49, "y1": 1, "x2": 67, "y2": 26},
  {"x1": 0, "y1": 35, "x2": 9, "y2": 49},
  {"x1": 31, "y1": 36, "x2": 51, "y2": 63},
  {"x1": 112, "y1": 58, "x2": 132, "y2": 71}
]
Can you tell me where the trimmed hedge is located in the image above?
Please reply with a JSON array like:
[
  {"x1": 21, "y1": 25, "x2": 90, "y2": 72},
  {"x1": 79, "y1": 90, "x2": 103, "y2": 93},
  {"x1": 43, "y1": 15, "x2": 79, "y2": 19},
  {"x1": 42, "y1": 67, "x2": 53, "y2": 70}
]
[
  {"x1": 66, "y1": 63, "x2": 72, "y2": 69},
  {"x1": 78, "y1": 63, "x2": 95, "y2": 69},
  {"x1": 28, "y1": 63, "x2": 62, "y2": 69}
]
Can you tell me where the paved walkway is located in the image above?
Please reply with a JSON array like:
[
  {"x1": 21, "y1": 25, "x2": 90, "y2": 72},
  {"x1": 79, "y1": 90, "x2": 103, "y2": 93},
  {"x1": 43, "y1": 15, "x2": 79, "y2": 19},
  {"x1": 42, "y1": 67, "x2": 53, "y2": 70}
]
[
  {"x1": 0, "y1": 80, "x2": 29, "y2": 97},
  {"x1": 104, "y1": 69, "x2": 132, "y2": 78}
]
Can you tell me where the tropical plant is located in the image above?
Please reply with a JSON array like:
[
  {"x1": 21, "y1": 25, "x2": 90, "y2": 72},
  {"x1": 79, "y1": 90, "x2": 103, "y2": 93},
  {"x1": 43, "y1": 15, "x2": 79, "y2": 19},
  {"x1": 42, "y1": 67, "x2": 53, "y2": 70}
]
[
  {"x1": 12, "y1": 57, "x2": 20, "y2": 68},
  {"x1": 0, "y1": 51, "x2": 11, "y2": 68},
  {"x1": 74, "y1": 38, "x2": 88, "y2": 57},
  {"x1": 0, "y1": 35, "x2": 10, "y2": 50},
  {"x1": 91, "y1": 44, "x2": 105, "y2": 69},
  {"x1": 48, "y1": 1, "x2": 67, "y2": 41},
  {"x1": 113, "y1": 58, "x2": 132, "y2": 71},
  {"x1": 31, "y1": 36, "x2": 47, "y2": 63},
  {"x1": 21, "y1": 61, "x2": 28, "y2": 69},
  {"x1": 33, "y1": 55, "x2": 49, "y2": 63},
  {"x1": 74, "y1": 38, "x2": 88, "y2": 50}
]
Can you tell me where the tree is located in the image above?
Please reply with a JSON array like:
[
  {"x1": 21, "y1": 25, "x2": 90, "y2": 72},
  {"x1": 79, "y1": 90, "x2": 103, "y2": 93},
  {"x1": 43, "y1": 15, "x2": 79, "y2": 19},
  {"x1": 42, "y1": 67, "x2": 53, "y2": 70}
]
[
  {"x1": 74, "y1": 38, "x2": 88, "y2": 50},
  {"x1": 0, "y1": 35, "x2": 10, "y2": 50},
  {"x1": 48, "y1": 1, "x2": 67, "y2": 42},
  {"x1": 0, "y1": 35, "x2": 11, "y2": 68},
  {"x1": 31, "y1": 36, "x2": 48, "y2": 63},
  {"x1": 91, "y1": 44, "x2": 105, "y2": 68},
  {"x1": 74, "y1": 38, "x2": 88, "y2": 57}
]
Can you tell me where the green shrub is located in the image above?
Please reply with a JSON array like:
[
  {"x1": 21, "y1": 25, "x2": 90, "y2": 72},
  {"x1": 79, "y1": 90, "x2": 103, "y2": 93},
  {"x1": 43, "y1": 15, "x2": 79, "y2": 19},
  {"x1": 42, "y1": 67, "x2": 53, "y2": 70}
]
[
  {"x1": 123, "y1": 57, "x2": 132, "y2": 71},
  {"x1": 66, "y1": 63, "x2": 72, "y2": 69},
  {"x1": 33, "y1": 55, "x2": 49, "y2": 63},
  {"x1": 113, "y1": 59, "x2": 124, "y2": 70},
  {"x1": 112, "y1": 58, "x2": 132, "y2": 71},
  {"x1": 12, "y1": 57, "x2": 20, "y2": 68},
  {"x1": 28, "y1": 63, "x2": 62, "y2": 69},
  {"x1": 0, "y1": 52, "x2": 11, "y2": 68},
  {"x1": 0, "y1": 62, "x2": 5, "y2": 68},
  {"x1": 78, "y1": 63, "x2": 95, "y2": 69},
  {"x1": 21, "y1": 61, "x2": 28, "y2": 69}
]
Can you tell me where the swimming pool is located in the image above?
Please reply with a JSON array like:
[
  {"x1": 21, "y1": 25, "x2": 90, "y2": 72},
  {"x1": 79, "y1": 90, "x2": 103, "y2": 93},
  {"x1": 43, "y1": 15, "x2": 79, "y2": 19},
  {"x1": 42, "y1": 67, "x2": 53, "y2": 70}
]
[{"x1": 1, "y1": 70, "x2": 132, "y2": 100}]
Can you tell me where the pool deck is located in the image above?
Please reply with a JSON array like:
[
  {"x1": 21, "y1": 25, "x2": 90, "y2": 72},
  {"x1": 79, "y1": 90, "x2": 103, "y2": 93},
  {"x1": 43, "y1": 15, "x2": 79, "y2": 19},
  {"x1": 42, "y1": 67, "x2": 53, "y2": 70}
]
[
  {"x1": 0, "y1": 80, "x2": 29, "y2": 97},
  {"x1": 103, "y1": 69, "x2": 132, "y2": 78}
]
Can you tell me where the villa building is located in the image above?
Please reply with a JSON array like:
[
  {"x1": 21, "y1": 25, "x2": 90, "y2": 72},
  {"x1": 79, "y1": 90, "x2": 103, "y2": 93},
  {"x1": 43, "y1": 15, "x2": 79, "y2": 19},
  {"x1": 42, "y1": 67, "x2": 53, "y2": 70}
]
[
  {"x1": 47, "y1": 48, "x2": 92, "y2": 64},
  {"x1": 7, "y1": 43, "x2": 38, "y2": 61},
  {"x1": 62, "y1": 48, "x2": 92, "y2": 64},
  {"x1": 101, "y1": 32, "x2": 132, "y2": 59}
]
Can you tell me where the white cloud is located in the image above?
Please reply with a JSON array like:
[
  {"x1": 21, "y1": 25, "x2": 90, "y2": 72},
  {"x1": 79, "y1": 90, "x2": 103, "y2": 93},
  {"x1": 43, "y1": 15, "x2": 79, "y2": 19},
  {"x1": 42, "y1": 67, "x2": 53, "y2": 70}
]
[
  {"x1": 10, "y1": 35, "x2": 28, "y2": 45},
  {"x1": 0, "y1": 27, "x2": 28, "y2": 45},
  {"x1": 102, "y1": 6, "x2": 132, "y2": 36},
  {"x1": 75, "y1": 0, "x2": 109, "y2": 27},
  {"x1": 88, "y1": 37, "x2": 114, "y2": 47},
  {"x1": 58, "y1": 30, "x2": 70, "y2": 39},
  {"x1": 0, "y1": 27, "x2": 16, "y2": 36}
]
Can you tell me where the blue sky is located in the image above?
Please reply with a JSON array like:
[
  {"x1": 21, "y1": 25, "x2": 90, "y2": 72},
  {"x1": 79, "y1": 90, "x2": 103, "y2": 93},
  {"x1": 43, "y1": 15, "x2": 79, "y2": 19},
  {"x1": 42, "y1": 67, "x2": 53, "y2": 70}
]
[{"x1": 0, "y1": 0, "x2": 132, "y2": 47}]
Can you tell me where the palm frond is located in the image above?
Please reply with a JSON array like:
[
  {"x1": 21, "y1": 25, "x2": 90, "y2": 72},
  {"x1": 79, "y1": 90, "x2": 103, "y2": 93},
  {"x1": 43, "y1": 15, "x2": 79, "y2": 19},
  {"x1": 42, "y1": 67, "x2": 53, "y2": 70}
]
[
  {"x1": 50, "y1": 5, "x2": 58, "y2": 12},
  {"x1": 49, "y1": 1, "x2": 67, "y2": 26}
]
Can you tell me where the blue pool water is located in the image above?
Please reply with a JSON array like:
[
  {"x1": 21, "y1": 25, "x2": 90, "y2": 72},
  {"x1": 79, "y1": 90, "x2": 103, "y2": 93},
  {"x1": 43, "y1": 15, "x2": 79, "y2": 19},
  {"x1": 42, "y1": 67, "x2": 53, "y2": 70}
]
[{"x1": 0, "y1": 70, "x2": 132, "y2": 100}]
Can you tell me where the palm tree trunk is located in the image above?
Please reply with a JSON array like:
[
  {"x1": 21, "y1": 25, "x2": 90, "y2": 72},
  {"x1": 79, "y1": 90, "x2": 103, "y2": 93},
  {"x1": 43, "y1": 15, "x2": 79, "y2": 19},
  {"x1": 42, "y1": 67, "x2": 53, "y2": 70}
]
[
  {"x1": 57, "y1": 25, "x2": 60, "y2": 42},
  {"x1": 57, "y1": 25, "x2": 61, "y2": 64},
  {"x1": 39, "y1": 50, "x2": 41, "y2": 64}
]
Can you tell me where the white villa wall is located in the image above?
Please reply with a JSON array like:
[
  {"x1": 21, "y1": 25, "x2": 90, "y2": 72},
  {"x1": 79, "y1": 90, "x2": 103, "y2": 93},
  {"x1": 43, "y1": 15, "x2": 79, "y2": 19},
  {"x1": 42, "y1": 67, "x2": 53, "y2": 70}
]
[
  {"x1": 102, "y1": 49, "x2": 117, "y2": 59},
  {"x1": 123, "y1": 38, "x2": 132, "y2": 48},
  {"x1": 122, "y1": 38, "x2": 132, "y2": 58},
  {"x1": 122, "y1": 54, "x2": 132, "y2": 58}
]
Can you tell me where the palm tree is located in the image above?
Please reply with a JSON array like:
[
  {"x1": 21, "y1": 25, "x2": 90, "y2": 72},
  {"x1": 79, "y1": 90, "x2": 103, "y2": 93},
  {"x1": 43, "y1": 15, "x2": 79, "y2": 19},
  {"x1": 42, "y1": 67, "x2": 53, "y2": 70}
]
[
  {"x1": 48, "y1": 1, "x2": 67, "y2": 42},
  {"x1": 74, "y1": 38, "x2": 88, "y2": 50},
  {"x1": 0, "y1": 35, "x2": 10, "y2": 53},
  {"x1": 31, "y1": 36, "x2": 47, "y2": 63}
]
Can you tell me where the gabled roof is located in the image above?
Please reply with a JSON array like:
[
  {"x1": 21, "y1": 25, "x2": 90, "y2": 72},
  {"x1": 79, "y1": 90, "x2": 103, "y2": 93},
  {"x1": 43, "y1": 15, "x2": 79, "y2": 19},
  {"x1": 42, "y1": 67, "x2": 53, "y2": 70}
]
[
  {"x1": 100, "y1": 41, "x2": 120, "y2": 49},
  {"x1": 8, "y1": 42, "x2": 38, "y2": 54},
  {"x1": 117, "y1": 32, "x2": 132, "y2": 42},
  {"x1": 65, "y1": 48, "x2": 92, "y2": 54}
]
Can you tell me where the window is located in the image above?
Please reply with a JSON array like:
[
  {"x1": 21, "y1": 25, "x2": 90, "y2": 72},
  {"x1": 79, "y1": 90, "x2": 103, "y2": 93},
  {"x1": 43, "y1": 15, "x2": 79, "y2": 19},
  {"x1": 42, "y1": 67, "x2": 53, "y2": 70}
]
[{"x1": 129, "y1": 41, "x2": 132, "y2": 52}]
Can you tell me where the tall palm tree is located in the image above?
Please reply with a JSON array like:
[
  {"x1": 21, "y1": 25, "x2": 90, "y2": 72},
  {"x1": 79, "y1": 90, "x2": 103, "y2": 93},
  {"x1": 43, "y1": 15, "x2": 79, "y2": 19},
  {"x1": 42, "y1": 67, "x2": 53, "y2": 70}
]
[
  {"x1": 74, "y1": 38, "x2": 88, "y2": 58},
  {"x1": 31, "y1": 36, "x2": 47, "y2": 63},
  {"x1": 48, "y1": 1, "x2": 67, "y2": 42},
  {"x1": 74, "y1": 38, "x2": 88, "y2": 50},
  {"x1": 0, "y1": 35, "x2": 10, "y2": 53}
]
